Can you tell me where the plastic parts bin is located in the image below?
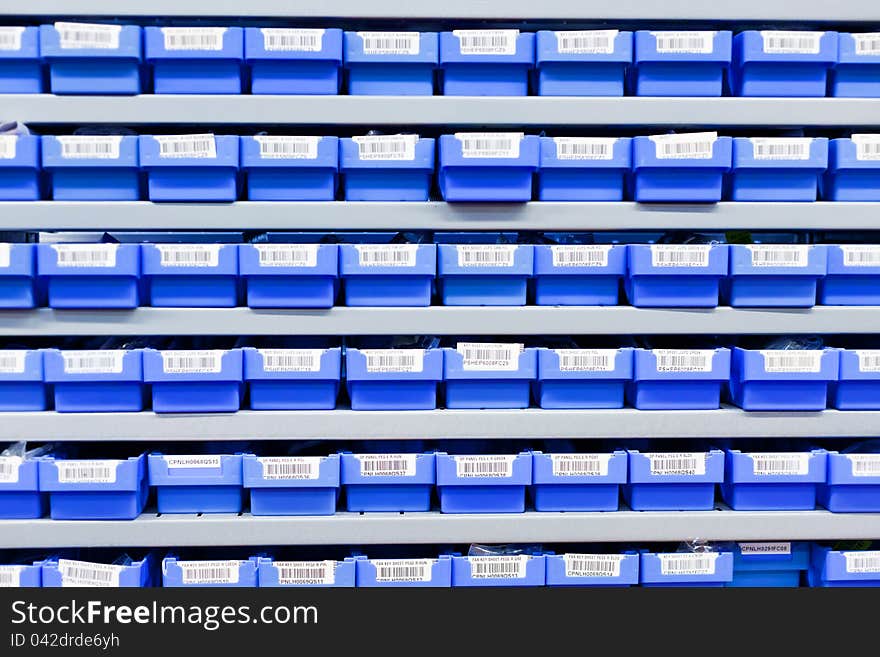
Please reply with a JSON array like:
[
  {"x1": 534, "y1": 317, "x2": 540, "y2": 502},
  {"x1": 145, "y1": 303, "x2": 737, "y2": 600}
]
[
  {"x1": 532, "y1": 450, "x2": 627, "y2": 511},
  {"x1": 625, "y1": 244, "x2": 728, "y2": 307},
  {"x1": 632, "y1": 30, "x2": 732, "y2": 96},
  {"x1": 246, "y1": 27, "x2": 342, "y2": 95},
  {"x1": 339, "y1": 243, "x2": 436, "y2": 306},
  {"x1": 142, "y1": 243, "x2": 239, "y2": 307},
  {"x1": 440, "y1": 30, "x2": 534, "y2": 96},
  {"x1": 0, "y1": 562, "x2": 43, "y2": 588},
  {"x1": 0, "y1": 26, "x2": 42, "y2": 93},
  {"x1": 808, "y1": 546, "x2": 880, "y2": 587},
  {"x1": 535, "y1": 30, "x2": 632, "y2": 96},
  {"x1": 240, "y1": 243, "x2": 338, "y2": 308},
  {"x1": 0, "y1": 243, "x2": 37, "y2": 308},
  {"x1": 729, "y1": 347, "x2": 839, "y2": 411},
  {"x1": 624, "y1": 449, "x2": 724, "y2": 511},
  {"x1": 546, "y1": 552, "x2": 639, "y2": 587},
  {"x1": 241, "y1": 135, "x2": 338, "y2": 201},
  {"x1": 819, "y1": 450, "x2": 880, "y2": 512},
  {"x1": 143, "y1": 348, "x2": 243, "y2": 413},
  {"x1": 140, "y1": 134, "x2": 240, "y2": 202},
  {"x1": 346, "y1": 347, "x2": 442, "y2": 410},
  {"x1": 823, "y1": 136, "x2": 880, "y2": 201},
  {"x1": 43, "y1": 557, "x2": 151, "y2": 588},
  {"x1": 538, "y1": 137, "x2": 631, "y2": 201},
  {"x1": 0, "y1": 455, "x2": 45, "y2": 519},
  {"x1": 722, "y1": 449, "x2": 827, "y2": 510},
  {"x1": 0, "y1": 134, "x2": 40, "y2": 200},
  {"x1": 258, "y1": 557, "x2": 355, "y2": 587},
  {"x1": 632, "y1": 133, "x2": 732, "y2": 202},
  {"x1": 627, "y1": 347, "x2": 731, "y2": 410},
  {"x1": 640, "y1": 551, "x2": 733, "y2": 587},
  {"x1": 438, "y1": 243, "x2": 533, "y2": 305},
  {"x1": 533, "y1": 243, "x2": 626, "y2": 306},
  {"x1": 42, "y1": 135, "x2": 140, "y2": 201},
  {"x1": 437, "y1": 451, "x2": 532, "y2": 513},
  {"x1": 726, "y1": 244, "x2": 827, "y2": 307},
  {"x1": 732, "y1": 30, "x2": 838, "y2": 97},
  {"x1": 729, "y1": 137, "x2": 828, "y2": 201},
  {"x1": 355, "y1": 555, "x2": 452, "y2": 587},
  {"x1": 439, "y1": 133, "x2": 539, "y2": 202},
  {"x1": 341, "y1": 452, "x2": 435, "y2": 512},
  {"x1": 728, "y1": 542, "x2": 809, "y2": 587},
  {"x1": 244, "y1": 453, "x2": 340, "y2": 516},
  {"x1": 37, "y1": 243, "x2": 141, "y2": 309},
  {"x1": 444, "y1": 344, "x2": 537, "y2": 409},
  {"x1": 821, "y1": 244, "x2": 880, "y2": 306},
  {"x1": 146, "y1": 26, "x2": 244, "y2": 94},
  {"x1": 340, "y1": 135, "x2": 434, "y2": 201},
  {"x1": 535, "y1": 348, "x2": 633, "y2": 410},
  {"x1": 832, "y1": 349, "x2": 880, "y2": 410},
  {"x1": 244, "y1": 347, "x2": 341, "y2": 410},
  {"x1": 452, "y1": 554, "x2": 545, "y2": 586},
  {"x1": 344, "y1": 31, "x2": 437, "y2": 95},
  {"x1": 149, "y1": 453, "x2": 243, "y2": 514},
  {"x1": 162, "y1": 557, "x2": 259, "y2": 588},
  {"x1": 43, "y1": 348, "x2": 145, "y2": 412},
  {"x1": 0, "y1": 349, "x2": 45, "y2": 411},
  {"x1": 832, "y1": 33, "x2": 880, "y2": 97}
]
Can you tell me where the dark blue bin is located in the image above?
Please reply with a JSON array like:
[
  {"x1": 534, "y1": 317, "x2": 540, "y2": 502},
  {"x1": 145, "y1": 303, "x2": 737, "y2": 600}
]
[
  {"x1": 627, "y1": 347, "x2": 731, "y2": 410},
  {"x1": 832, "y1": 349, "x2": 880, "y2": 410},
  {"x1": 444, "y1": 344, "x2": 537, "y2": 409},
  {"x1": 240, "y1": 243, "x2": 338, "y2": 308},
  {"x1": 726, "y1": 244, "x2": 827, "y2": 307},
  {"x1": 536, "y1": 30, "x2": 632, "y2": 96},
  {"x1": 0, "y1": 456, "x2": 45, "y2": 519},
  {"x1": 258, "y1": 557, "x2": 355, "y2": 587},
  {"x1": 43, "y1": 557, "x2": 151, "y2": 588},
  {"x1": 244, "y1": 346, "x2": 341, "y2": 410},
  {"x1": 344, "y1": 31, "x2": 437, "y2": 95},
  {"x1": 140, "y1": 134, "x2": 240, "y2": 202},
  {"x1": 241, "y1": 135, "x2": 338, "y2": 201},
  {"x1": 246, "y1": 27, "x2": 342, "y2": 95},
  {"x1": 833, "y1": 33, "x2": 880, "y2": 97},
  {"x1": 809, "y1": 546, "x2": 880, "y2": 587},
  {"x1": 823, "y1": 137, "x2": 880, "y2": 201},
  {"x1": 822, "y1": 245, "x2": 880, "y2": 305},
  {"x1": 626, "y1": 244, "x2": 728, "y2": 307},
  {"x1": 632, "y1": 133, "x2": 732, "y2": 202},
  {"x1": 536, "y1": 348, "x2": 633, "y2": 409},
  {"x1": 44, "y1": 348, "x2": 144, "y2": 412},
  {"x1": 143, "y1": 348, "x2": 243, "y2": 413},
  {"x1": 538, "y1": 137, "x2": 631, "y2": 201},
  {"x1": 244, "y1": 453, "x2": 340, "y2": 516},
  {"x1": 346, "y1": 348, "x2": 442, "y2": 410},
  {"x1": 0, "y1": 243, "x2": 38, "y2": 308},
  {"x1": 355, "y1": 555, "x2": 452, "y2": 587},
  {"x1": 37, "y1": 243, "x2": 140, "y2": 309},
  {"x1": 39, "y1": 454, "x2": 147, "y2": 520},
  {"x1": 729, "y1": 137, "x2": 828, "y2": 201},
  {"x1": 439, "y1": 133, "x2": 539, "y2": 202},
  {"x1": 40, "y1": 23, "x2": 142, "y2": 95},
  {"x1": 340, "y1": 135, "x2": 434, "y2": 201},
  {"x1": 437, "y1": 451, "x2": 531, "y2": 513},
  {"x1": 0, "y1": 349, "x2": 45, "y2": 411},
  {"x1": 440, "y1": 30, "x2": 534, "y2": 96},
  {"x1": 341, "y1": 452, "x2": 435, "y2": 512},
  {"x1": 143, "y1": 243, "x2": 238, "y2": 307},
  {"x1": 820, "y1": 450, "x2": 880, "y2": 512},
  {"x1": 532, "y1": 450, "x2": 627, "y2": 511},
  {"x1": 625, "y1": 449, "x2": 724, "y2": 510},
  {"x1": 0, "y1": 561, "x2": 44, "y2": 588},
  {"x1": 722, "y1": 449, "x2": 827, "y2": 510},
  {"x1": 438, "y1": 243, "x2": 533, "y2": 305},
  {"x1": 0, "y1": 27, "x2": 42, "y2": 93},
  {"x1": 640, "y1": 551, "x2": 733, "y2": 587},
  {"x1": 340, "y1": 243, "x2": 435, "y2": 306},
  {"x1": 632, "y1": 30, "x2": 731, "y2": 96},
  {"x1": 146, "y1": 26, "x2": 243, "y2": 94},
  {"x1": 729, "y1": 542, "x2": 809, "y2": 587},
  {"x1": 534, "y1": 244, "x2": 625, "y2": 305},
  {"x1": 452, "y1": 554, "x2": 545, "y2": 586},
  {"x1": 732, "y1": 30, "x2": 837, "y2": 97},
  {"x1": 149, "y1": 453, "x2": 243, "y2": 514},
  {"x1": 0, "y1": 134, "x2": 40, "y2": 200},
  {"x1": 547, "y1": 552, "x2": 638, "y2": 587},
  {"x1": 729, "y1": 347, "x2": 839, "y2": 411},
  {"x1": 42, "y1": 135, "x2": 140, "y2": 201},
  {"x1": 163, "y1": 557, "x2": 258, "y2": 588}
]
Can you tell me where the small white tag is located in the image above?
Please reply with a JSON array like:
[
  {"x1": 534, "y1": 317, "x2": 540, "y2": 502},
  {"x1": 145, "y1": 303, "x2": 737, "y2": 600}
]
[
  {"x1": 0, "y1": 136, "x2": 16, "y2": 160},
  {"x1": 61, "y1": 350, "x2": 125, "y2": 374},
  {"x1": 258, "y1": 349, "x2": 323, "y2": 373},
  {"x1": 0, "y1": 243, "x2": 8, "y2": 268},
  {"x1": 555, "y1": 30, "x2": 617, "y2": 54},
  {"x1": 372, "y1": 559, "x2": 433, "y2": 583},
  {"x1": 55, "y1": 22, "x2": 121, "y2": 50},
  {"x1": 659, "y1": 553, "x2": 718, "y2": 576},
  {"x1": 254, "y1": 136, "x2": 319, "y2": 160},
  {"x1": 853, "y1": 33, "x2": 880, "y2": 55},
  {"x1": 455, "y1": 455, "x2": 516, "y2": 478},
  {"x1": 563, "y1": 553, "x2": 623, "y2": 577},
  {"x1": 261, "y1": 28, "x2": 324, "y2": 52},
  {"x1": 56, "y1": 460, "x2": 119, "y2": 484},
  {"x1": 0, "y1": 566, "x2": 24, "y2": 587},
  {"x1": 650, "y1": 132, "x2": 717, "y2": 160},
  {"x1": 155, "y1": 134, "x2": 217, "y2": 159},
  {"x1": 59, "y1": 560, "x2": 124, "y2": 587},
  {"x1": 458, "y1": 342, "x2": 524, "y2": 371},
  {"x1": 456, "y1": 244, "x2": 517, "y2": 267},
  {"x1": 760, "y1": 350, "x2": 823, "y2": 373},
  {"x1": 355, "y1": 244, "x2": 419, "y2": 267},
  {"x1": 454, "y1": 29, "x2": 518, "y2": 55},
  {"x1": 650, "y1": 244, "x2": 712, "y2": 268},
  {"x1": 842, "y1": 245, "x2": 880, "y2": 267},
  {"x1": 852, "y1": 134, "x2": 880, "y2": 161},
  {"x1": 468, "y1": 555, "x2": 528, "y2": 579},
  {"x1": 157, "y1": 244, "x2": 221, "y2": 268},
  {"x1": 255, "y1": 244, "x2": 319, "y2": 268},
  {"x1": 856, "y1": 350, "x2": 880, "y2": 372},
  {"x1": 651, "y1": 31, "x2": 716, "y2": 54},
  {"x1": 739, "y1": 542, "x2": 792, "y2": 555},
  {"x1": 550, "y1": 453, "x2": 611, "y2": 477},
  {"x1": 258, "y1": 457, "x2": 322, "y2": 481},
  {"x1": 0, "y1": 456, "x2": 22, "y2": 484},
  {"x1": 357, "y1": 31, "x2": 420, "y2": 55},
  {"x1": 52, "y1": 244, "x2": 118, "y2": 268},
  {"x1": 178, "y1": 560, "x2": 241, "y2": 585},
  {"x1": 356, "y1": 454, "x2": 417, "y2": 477},
  {"x1": 162, "y1": 27, "x2": 226, "y2": 51},
  {"x1": 0, "y1": 350, "x2": 26, "y2": 374},
  {"x1": 455, "y1": 132, "x2": 523, "y2": 159},
  {"x1": 164, "y1": 455, "x2": 222, "y2": 469},
  {"x1": 352, "y1": 135, "x2": 417, "y2": 161},
  {"x1": 750, "y1": 138, "x2": 812, "y2": 161},
  {"x1": 554, "y1": 349, "x2": 617, "y2": 372},
  {"x1": 362, "y1": 349, "x2": 425, "y2": 373},
  {"x1": 848, "y1": 454, "x2": 880, "y2": 477},
  {"x1": 57, "y1": 136, "x2": 122, "y2": 160},
  {"x1": 274, "y1": 560, "x2": 335, "y2": 585},
  {"x1": 761, "y1": 30, "x2": 823, "y2": 54},
  {"x1": 653, "y1": 349, "x2": 715, "y2": 373},
  {"x1": 550, "y1": 245, "x2": 611, "y2": 267},
  {"x1": 748, "y1": 452, "x2": 811, "y2": 476},
  {"x1": 648, "y1": 452, "x2": 707, "y2": 476},
  {"x1": 160, "y1": 350, "x2": 224, "y2": 374},
  {"x1": 746, "y1": 245, "x2": 810, "y2": 268},
  {"x1": 844, "y1": 551, "x2": 880, "y2": 574},
  {"x1": 0, "y1": 27, "x2": 25, "y2": 51},
  {"x1": 552, "y1": 137, "x2": 616, "y2": 161}
]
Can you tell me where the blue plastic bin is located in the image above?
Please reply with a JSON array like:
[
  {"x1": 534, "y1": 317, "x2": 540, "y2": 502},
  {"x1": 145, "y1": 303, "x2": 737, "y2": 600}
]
[
  {"x1": 37, "y1": 243, "x2": 140, "y2": 309},
  {"x1": 532, "y1": 450, "x2": 627, "y2": 511},
  {"x1": 732, "y1": 30, "x2": 838, "y2": 97},
  {"x1": 536, "y1": 30, "x2": 632, "y2": 96},
  {"x1": 822, "y1": 245, "x2": 880, "y2": 305},
  {"x1": 0, "y1": 134, "x2": 40, "y2": 200},
  {"x1": 142, "y1": 243, "x2": 239, "y2": 307},
  {"x1": 344, "y1": 31, "x2": 437, "y2": 95},
  {"x1": 538, "y1": 137, "x2": 631, "y2": 201},
  {"x1": 632, "y1": 30, "x2": 732, "y2": 96},
  {"x1": 832, "y1": 349, "x2": 880, "y2": 410},
  {"x1": 44, "y1": 348, "x2": 145, "y2": 412},
  {"x1": 246, "y1": 27, "x2": 342, "y2": 94},
  {"x1": 729, "y1": 347, "x2": 838, "y2": 411},
  {"x1": 244, "y1": 453, "x2": 340, "y2": 516},
  {"x1": 437, "y1": 243, "x2": 533, "y2": 305},
  {"x1": 0, "y1": 349, "x2": 45, "y2": 411},
  {"x1": 146, "y1": 26, "x2": 243, "y2": 94},
  {"x1": 452, "y1": 554, "x2": 545, "y2": 587},
  {"x1": 43, "y1": 557, "x2": 151, "y2": 588},
  {"x1": 143, "y1": 348, "x2": 243, "y2": 413},
  {"x1": 833, "y1": 33, "x2": 880, "y2": 97},
  {"x1": 626, "y1": 244, "x2": 728, "y2": 307},
  {"x1": 534, "y1": 243, "x2": 625, "y2": 305},
  {"x1": 0, "y1": 562, "x2": 43, "y2": 588},
  {"x1": 240, "y1": 243, "x2": 338, "y2": 308},
  {"x1": 40, "y1": 23, "x2": 142, "y2": 95},
  {"x1": 440, "y1": 30, "x2": 534, "y2": 96},
  {"x1": 42, "y1": 135, "x2": 140, "y2": 201},
  {"x1": 346, "y1": 348, "x2": 442, "y2": 410},
  {"x1": 632, "y1": 133, "x2": 732, "y2": 202},
  {"x1": 163, "y1": 557, "x2": 258, "y2": 588},
  {"x1": 244, "y1": 347, "x2": 340, "y2": 410},
  {"x1": 722, "y1": 449, "x2": 827, "y2": 510},
  {"x1": 340, "y1": 243, "x2": 435, "y2": 306},
  {"x1": 258, "y1": 557, "x2": 355, "y2": 587},
  {"x1": 341, "y1": 452, "x2": 435, "y2": 512},
  {"x1": 439, "y1": 133, "x2": 539, "y2": 202},
  {"x1": 726, "y1": 244, "x2": 827, "y2": 307},
  {"x1": 149, "y1": 453, "x2": 243, "y2": 514},
  {"x1": 546, "y1": 552, "x2": 639, "y2": 587},
  {"x1": 0, "y1": 243, "x2": 37, "y2": 308},
  {"x1": 729, "y1": 542, "x2": 809, "y2": 587},
  {"x1": 140, "y1": 134, "x2": 240, "y2": 202},
  {"x1": 823, "y1": 137, "x2": 880, "y2": 201},
  {"x1": 0, "y1": 456, "x2": 45, "y2": 519},
  {"x1": 627, "y1": 347, "x2": 731, "y2": 410},
  {"x1": 625, "y1": 449, "x2": 724, "y2": 510},
  {"x1": 729, "y1": 137, "x2": 828, "y2": 201},
  {"x1": 39, "y1": 454, "x2": 147, "y2": 520},
  {"x1": 640, "y1": 551, "x2": 733, "y2": 587},
  {"x1": 0, "y1": 26, "x2": 42, "y2": 93},
  {"x1": 355, "y1": 555, "x2": 452, "y2": 587},
  {"x1": 536, "y1": 348, "x2": 633, "y2": 409},
  {"x1": 809, "y1": 547, "x2": 880, "y2": 587},
  {"x1": 437, "y1": 452, "x2": 531, "y2": 513},
  {"x1": 819, "y1": 450, "x2": 880, "y2": 512},
  {"x1": 340, "y1": 136, "x2": 434, "y2": 201},
  {"x1": 444, "y1": 344, "x2": 537, "y2": 409},
  {"x1": 241, "y1": 135, "x2": 338, "y2": 201}
]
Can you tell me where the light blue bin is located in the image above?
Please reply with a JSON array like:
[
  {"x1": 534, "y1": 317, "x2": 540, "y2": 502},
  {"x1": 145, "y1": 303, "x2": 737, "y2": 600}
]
[
  {"x1": 344, "y1": 31, "x2": 437, "y2": 95},
  {"x1": 246, "y1": 27, "x2": 342, "y2": 95},
  {"x1": 536, "y1": 30, "x2": 632, "y2": 96},
  {"x1": 0, "y1": 26, "x2": 42, "y2": 93},
  {"x1": 732, "y1": 30, "x2": 838, "y2": 97},
  {"x1": 146, "y1": 26, "x2": 243, "y2": 94}
]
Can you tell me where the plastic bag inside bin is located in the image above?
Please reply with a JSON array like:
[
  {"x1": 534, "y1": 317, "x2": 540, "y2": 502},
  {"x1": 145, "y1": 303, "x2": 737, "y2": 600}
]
[
  {"x1": 1, "y1": 441, "x2": 50, "y2": 460},
  {"x1": 346, "y1": 336, "x2": 440, "y2": 350},
  {"x1": 0, "y1": 121, "x2": 30, "y2": 136},
  {"x1": 758, "y1": 336, "x2": 824, "y2": 351},
  {"x1": 468, "y1": 544, "x2": 542, "y2": 557}
]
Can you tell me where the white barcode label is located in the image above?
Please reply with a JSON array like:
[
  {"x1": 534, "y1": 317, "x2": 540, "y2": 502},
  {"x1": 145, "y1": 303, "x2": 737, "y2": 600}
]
[
  {"x1": 261, "y1": 28, "x2": 324, "y2": 52},
  {"x1": 650, "y1": 245, "x2": 712, "y2": 268},
  {"x1": 739, "y1": 542, "x2": 792, "y2": 555},
  {"x1": 458, "y1": 342, "x2": 524, "y2": 371},
  {"x1": 254, "y1": 136, "x2": 319, "y2": 160},
  {"x1": 56, "y1": 460, "x2": 118, "y2": 484},
  {"x1": 856, "y1": 350, "x2": 880, "y2": 372},
  {"x1": 352, "y1": 135, "x2": 417, "y2": 161},
  {"x1": 555, "y1": 30, "x2": 617, "y2": 54},
  {"x1": 455, "y1": 132, "x2": 523, "y2": 159},
  {"x1": 161, "y1": 350, "x2": 224, "y2": 374},
  {"x1": 178, "y1": 560, "x2": 241, "y2": 585},
  {"x1": 648, "y1": 452, "x2": 707, "y2": 476},
  {"x1": 650, "y1": 132, "x2": 717, "y2": 160},
  {"x1": 357, "y1": 31, "x2": 420, "y2": 56},
  {"x1": 554, "y1": 349, "x2": 617, "y2": 372},
  {"x1": 853, "y1": 33, "x2": 880, "y2": 55},
  {"x1": 356, "y1": 454, "x2": 417, "y2": 477},
  {"x1": 848, "y1": 454, "x2": 880, "y2": 477},
  {"x1": 750, "y1": 138, "x2": 812, "y2": 161},
  {"x1": 552, "y1": 137, "x2": 616, "y2": 161},
  {"x1": 0, "y1": 135, "x2": 15, "y2": 160},
  {"x1": 52, "y1": 244, "x2": 118, "y2": 268},
  {"x1": 468, "y1": 555, "x2": 528, "y2": 579},
  {"x1": 255, "y1": 244, "x2": 319, "y2": 268},
  {"x1": 0, "y1": 566, "x2": 23, "y2": 587},
  {"x1": 0, "y1": 26, "x2": 25, "y2": 51},
  {"x1": 550, "y1": 245, "x2": 611, "y2": 267},
  {"x1": 0, "y1": 243, "x2": 8, "y2": 267},
  {"x1": 372, "y1": 559, "x2": 433, "y2": 583},
  {"x1": 761, "y1": 30, "x2": 823, "y2": 54},
  {"x1": 162, "y1": 27, "x2": 226, "y2": 51},
  {"x1": 57, "y1": 135, "x2": 122, "y2": 160},
  {"x1": 456, "y1": 244, "x2": 517, "y2": 267},
  {"x1": 275, "y1": 560, "x2": 335, "y2": 585},
  {"x1": 852, "y1": 134, "x2": 880, "y2": 161},
  {"x1": 844, "y1": 551, "x2": 880, "y2": 573},
  {"x1": 258, "y1": 457, "x2": 322, "y2": 481},
  {"x1": 59, "y1": 560, "x2": 123, "y2": 588},
  {"x1": 455, "y1": 455, "x2": 516, "y2": 478},
  {"x1": 550, "y1": 454, "x2": 611, "y2": 477},
  {"x1": 842, "y1": 245, "x2": 880, "y2": 267},
  {"x1": 362, "y1": 349, "x2": 424, "y2": 373},
  {"x1": 55, "y1": 22, "x2": 121, "y2": 50},
  {"x1": 563, "y1": 554, "x2": 623, "y2": 578},
  {"x1": 748, "y1": 452, "x2": 810, "y2": 476},
  {"x1": 157, "y1": 244, "x2": 221, "y2": 268},
  {"x1": 454, "y1": 29, "x2": 518, "y2": 55},
  {"x1": 0, "y1": 456, "x2": 22, "y2": 484},
  {"x1": 155, "y1": 134, "x2": 217, "y2": 159},
  {"x1": 659, "y1": 553, "x2": 718, "y2": 576},
  {"x1": 652, "y1": 31, "x2": 716, "y2": 54},
  {"x1": 258, "y1": 349, "x2": 323, "y2": 373},
  {"x1": 653, "y1": 349, "x2": 715, "y2": 373},
  {"x1": 62, "y1": 350, "x2": 125, "y2": 374},
  {"x1": 164, "y1": 455, "x2": 222, "y2": 469},
  {"x1": 355, "y1": 244, "x2": 419, "y2": 267},
  {"x1": 760, "y1": 350, "x2": 823, "y2": 373},
  {"x1": 747, "y1": 245, "x2": 810, "y2": 268},
  {"x1": 0, "y1": 350, "x2": 26, "y2": 374}
]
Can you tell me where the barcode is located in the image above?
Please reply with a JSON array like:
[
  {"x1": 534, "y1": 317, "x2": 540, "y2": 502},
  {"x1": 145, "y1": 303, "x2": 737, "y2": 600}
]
[
  {"x1": 258, "y1": 457, "x2": 321, "y2": 480},
  {"x1": 178, "y1": 561, "x2": 241, "y2": 585},
  {"x1": 555, "y1": 30, "x2": 617, "y2": 54},
  {"x1": 275, "y1": 561, "x2": 335, "y2": 585},
  {"x1": 650, "y1": 245, "x2": 712, "y2": 268},
  {"x1": 155, "y1": 134, "x2": 217, "y2": 159},
  {"x1": 455, "y1": 455, "x2": 515, "y2": 478},
  {"x1": 0, "y1": 456, "x2": 22, "y2": 484},
  {"x1": 653, "y1": 349, "x2": 714, "y2": 373},
  {"x1": 355, "y1": 244, "x2": 418, "y2": 267},
  {"x1": 56, "y1": 460, "x2": 118, "y2": 484},
  {"x1": 52, "y1": 244, "x2": 118, "y2": 268},
  {"x1": 456, "y1": 244, "x2": 517, "y2": 267},
  {"x1": 659, "y1": 553, "x2": 718, "y2": 576},
  {"x1": 563, "y1": 554, "x2": 623, "y2": 578},
  {"x1": 158, "y1": 244, "x2": 221, "y2": 267},
  {"x1": 164, "y1": 456, "x2": 221, "y2": 469},
  {"x1": 254, "y1": 136, "x2": 319, "y2": 160},
  {"x1": 747, "y1": 245, "x2": 810, "y2": 268},
  {"x1": 356, "y1": 454, "x2": 417, "y2": 478},
  {"x1": 59, "y1": 560, "x2": 124, "y2": 588},
  {"x1": 848, "y1": 454, "x2": 880, "y2": 477},
  {"x1": 455, "y1": 132, "x2": 523, "y2": 159},
  {"x1": 458, "y1": 342, "x2": 523, "y2": 371},
  {"x1": 550, "y1": 245, "x2": 611, "y2": 267},
  {"x1": 761, "y1": 31, "x2": 823, "y2": 54},
  {"x1": 552, "y1": 137, "x2": 616, "y2": 161},
  {"x1": 0, "y1": 350, "x2": 26, "y2": 374},
  {"x1": 0, "y1": 566, "x2": 23, "y2": 587},
  {"x1": 856, "y1": 350, "x2": 880, "y2": 373},
  {"x1": 362, "y1": 349, "x2": 424, "y2": 373},
  {"x1": 255, "y1": 244, "x2": 319, "y2": 267},
  {"x1": 550, "y1": 454, "x2": 611, "y2": 477},
  {"x1": 162, "y1": 27, "x2": 226, "y2": 51},
  {"x1": 842, "y1": 245, "x2": 880, "y2": 267},
  {"x1": 650, "y1": 132, "x2": 717, "y2": 160},
  {"x1": 760, "y1": 350, "x2": 822, "y2": 373},
  {"x1": 372, "y1": 559, "x2": 433, "y2": 583},
  {"x1": 258, "y1": 349, "x2": 322, "y2": 373},
  {"x1": 469, "y1": 555, "x2": 528, "y2": 579},
  {"x1": 55, "y1": 22, "x2": 121, "y2": 50},
  {"x1": 453, "y1": 29, "x2": 518, "y2": 55},
  {"x1": 739, "y1": 542, "x2": 791, "y2": 555},
  {"x1": 648, "y1": 452, "x2": 707, "y2": 476},
  {"x1": 0, "y1": 26, "x2": 25, "y2": 51},
  {"x1": 749, "y1": 452, "x2": 810, "y2": 476},
  {"x1": 652, "y1": 31, "x2": 716, "y2": 54},
  {"x1": 555, "y1": 349, "x2": 616, "y2": 372},
  {"x1": 57, "y1": 135, "x2": 122, "y2": 160},
  {"x1": 161, "y1": 350, "x2": 223, "y2": 374},
  {"x1": 357, "y1": 31, "x2": 420, "y2": 55},
  {"x1": 853, "y1": 33, "x2": 880, "y2": 55},
  {"x1": 0, "y1": 243, "x2": 8, "y2": 267},
  {"x1": 852, "y1": 135, "x2": 880, "y2": 161},
  {"x1": 0, "y1": 135, "x2": 15, "y2": 159},
  {"x1": 261, "y1": 28, "x2": 324, "y2": 52},
  {"x1": 352, "y1": 135, "x2": 417, "y2": 161},
  {"x1": 750, "y1": 138, "x2": 812, "y2": 161},
  {"x1": 62, "y1": 350, "x2": 124, "y2": 374},
  {"x1": 844, "y1": 551, "x2": 880, "y2": 573}
]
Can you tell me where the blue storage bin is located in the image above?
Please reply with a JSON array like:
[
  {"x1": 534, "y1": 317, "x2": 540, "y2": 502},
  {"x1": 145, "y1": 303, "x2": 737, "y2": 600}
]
[
  {"x1": 0, "y1": 456, "x2": 45, "y2": 519},
  {"x1": 452, "y1": 554, "x2": 545, "y2": 586},
  {"x1": 532, "y1": 450, "x2": 627, "y2": 511},
  {"x1": 809, "y1": 546, "x2": 880, "y2": 587},
  {"x1": 140, "y1": 134, "x2": 240, "y2": 202},
  {"x1": 346, "y1": 348, "x2": 442, "y2": 410},
  {"x1": 42, "y1": 135, "x2": 140, "y2": 201},
  {"x1": 44, "y1": 348, "x2": 145, "y2": 412},
  {"x1": 627, "y1": 348, "x2": 731, "y2": 410},
  {"x1": 39, "y1": 454, "x2": 148, "y2": 520},
  {"x1": 43, "y1": 557, "x2": 151, "y2": 588},
  {"x1": 355, "y1": 555, "x2": 452, "y2": 587},
  {"x1": 246, "y1": 27, "x2": 342, "y2": 95},
  {"x1": 244, "y1": 347, "x2": 340, "y2": 410},
  {"x1": 340, "y1": 243, "x2": 435, "y2": 306},
  {"x1": 162, "y1": 557, "x2": 258, "y2": 588},
  {"x1": 439, "y1": 133, "x2": 539, "y2": 202},
  {"x1": 258, "y1": 557, "x2": 355, "y2": 587},
  {"x1": 722, "y1": 449, "x2": 827, "y2": 510},
  {"x1": 40, "y1": 23, "x2": 142, "y2": 95},
  {"x1": 625, "y1": 244, "x2": 728, "y2": 307},
  {"x1": 832, "y1": 349, "x2": 880, "y2": 411},
  {"x1": 240, "y1": 243, "x2": 339, "y2": 308},
  {"x1": 726, "y1": 244, "x2": 827, "y2": 307},
  {"x1": 732, "y1": 30, "x2": 838, "y2": 97},
  {"x1": 340, "y1": 135, "x2": 434, "y2": 201},
  {"x1": 0, "y1": 26, "x2": 42, "y2": 93},
  {"x1": 823, "y1": 137, "x2": 880, "y2": 201},
  {"x1": 640, "y1": 551, "x2": 733, "y2": 587},
  {"x1": 341, "y1": 452, "x2": 435, "y2": 512},
  {"x1": 143, "y1": 348, "x2": 243, "y2": 413},
  {"x1": 729, "y1": 137, "x2": 828, "y2": 202},
  {"x1": 729, "y1": 542, "x2": 809, "y2": 587},
  {"x1": 0, "y1": 243, "x2": 37, "y2": 308},
  {"x1": 632, "y1": 30, "x2": 732, "y2": 96},
  {"x1": 437, "y1": 451, "x2": 531, "y2": 513},
  {"x1": 36, "y1": 243, "x2": 140, "y2": 309},
  {"x1": 142, "y1": 243, "x2": 239, "y2": 307},
  {"x1": 149, "y1": 453, "x2": 243, "y2": 514},
  {"x1": 0, "y1": 562, "x2": 43, "y2": 588},
  {"x1": 546, "y1": 552, "x2": 639, "y2": 587},
  {"x1": 535, "y1": 30, "x2": 632, "y2": 96},
  {"x1": 244, "y1": 453, "x2": 340, "y2": 516},
  {"x1": 440, "y1": 30, "x2": 534, "y2": 96},
  {"x1": 437, "y1": 243, "x2": 533, "y2": 305},
  {"x1": 241, "y1": 135, "x2": 338, "y2": 201},
  {"x1": 624, "y1": 449, "x2": 724, "y2": 510},
  {"x1": 729, "y1": 347, "x2": 839, "y2": 411},
  {"x1": 344, "y1": 31, "x2": 437, "y2": 95},
  {"x1": 0, "y1": 134, "x2": 40, "y2": 200},
  {"x1": 819, "y1": 450, "x2": 880, "y2": 512},
  {"x1": 833, "y1": 33, "x2": 880, "y2": 97},
  {"x1": 538, "y1": 137, "x2": 631, "y2": 201},
  {"x1": 534, "y1": 243, "x2": 625, "y2": 306},
  {"x1": 146, "y1": 26, "x2": 243, "y2": 94},
  {"x1": 535, "y1": 348, "x2": 633, "y2": 409},
  {"x1": 0, "y1": 349, "x2": 45, "y2": 411},
  {"x1": 632, "y1": 133, "x2": 732, "y2": 202},
  {"x1": 444, "y1": 344, "x2": 537, "y2": 409}
]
